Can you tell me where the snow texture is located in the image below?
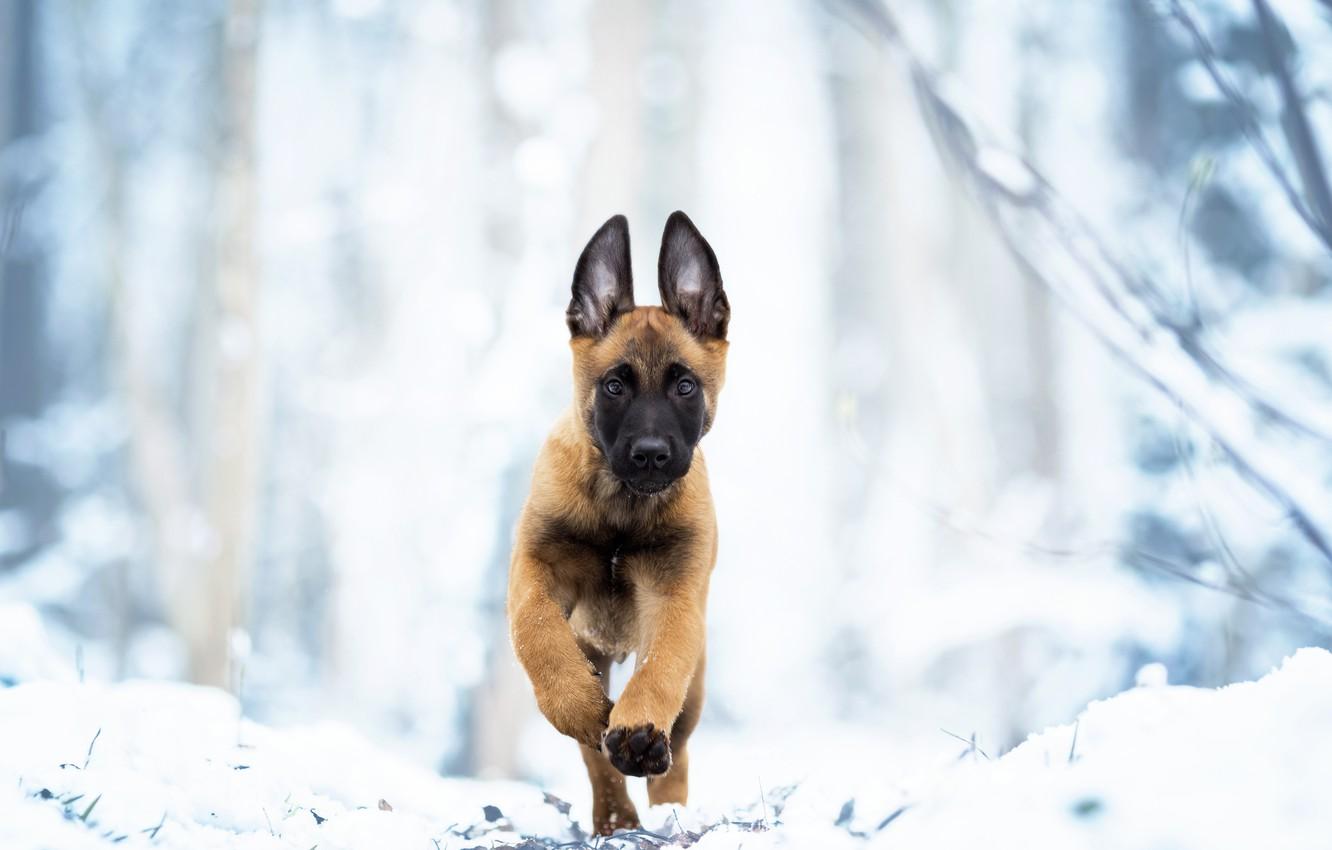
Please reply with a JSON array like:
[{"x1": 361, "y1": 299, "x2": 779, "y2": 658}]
[{"x1": 3, "y1": 647, "x2": 1330, "y2": 849}]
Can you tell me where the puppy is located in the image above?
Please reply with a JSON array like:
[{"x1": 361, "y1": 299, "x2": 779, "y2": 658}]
[{"x1": 507, "y1": 211, "x2": 730, "y2": 835}]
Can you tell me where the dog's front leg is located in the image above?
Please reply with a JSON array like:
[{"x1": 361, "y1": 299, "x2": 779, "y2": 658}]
[
  {"x1": 508, "y1": 551, "x2": 611, "y2": 749},
  {"x1": 602, "y1": 578, "x2": 706, "y2": 777}
]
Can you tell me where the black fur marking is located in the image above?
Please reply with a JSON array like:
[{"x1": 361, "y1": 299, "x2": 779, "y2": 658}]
[
  {"x1": 537, "y1": 517, "x2": 694, "y2": 560},
  {"x1": 590, "y1": 361, "x2": 706, "y2": 494},
  {"x1": 535, "y1": 516, "x2": 695, "y2": 594}
]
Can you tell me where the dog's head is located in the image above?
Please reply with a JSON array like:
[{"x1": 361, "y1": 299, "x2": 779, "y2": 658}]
[{"x1": 566, "y1": 212, "x2": 730, "y2": 497}]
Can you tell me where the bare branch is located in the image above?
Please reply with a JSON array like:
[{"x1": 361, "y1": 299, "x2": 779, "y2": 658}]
[
  {"x1": 832, "y1": 0, "x2": 1332, "y2": 577},
  {"x1": 1167, "y1": 0, "x2": 1332, "y2": 253},
  {"x1": 1251, "y1": 0, "x2": 1332, "y2": 235}
]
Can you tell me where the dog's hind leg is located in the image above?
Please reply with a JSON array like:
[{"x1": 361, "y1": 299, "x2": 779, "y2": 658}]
[
  {"x1": 581, "y1": 744, "x2": 640, "y2": 836},
  {"x1": 578, "y1": 643, "x2": 641, "y2": 835},
  {"x1": 647, "y1": 651, "x2": 705, "y2": 807}
]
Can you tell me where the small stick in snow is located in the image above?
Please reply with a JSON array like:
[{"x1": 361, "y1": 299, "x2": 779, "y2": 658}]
[
  {"x1": 940, "y1": 728, "x2": 990, "y2": 760},
  {"x1": 83, "y1": 728, "x2": 101, "y2": 770},
  {"x1": 143, "y1": 811, "x2": 167, "y2": 840},
  {"x1": 79, "y1": 793, "x2": 102, "y2": 822},
  {"x1": 876, "y1": 805, "x2": 910, "y2": 831},
  {"x1": 60, "y1": 728, "x2": 103, "y2": 770},
  {"x1": 672, "y1": 808, "x2": 688, "y2": 837}
]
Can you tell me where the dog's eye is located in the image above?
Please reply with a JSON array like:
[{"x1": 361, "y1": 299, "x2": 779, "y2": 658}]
[
  {"x1": 604, "y1": 378, "x2": 625, "y2": 396},
  {"x1": 677, "y1": 378, "x2": 696, "y2": 396}
]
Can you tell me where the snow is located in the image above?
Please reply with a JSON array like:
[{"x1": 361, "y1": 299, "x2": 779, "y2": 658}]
[
  {"x1": 0, "y1": 680, "x2": 571, "y2": 850},
  {"x1": 4, "y1": 647, "x2": 1331, "y2": 849},
  {"x1": 887, "y1": 647, "x2": 1332, "y2": 850}
]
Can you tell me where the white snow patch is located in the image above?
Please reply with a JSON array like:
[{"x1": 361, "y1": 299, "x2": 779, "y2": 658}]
[
  {"x1": 2, "y1": 648, "x2": 1330, "y2": 848},
  {"x1": 885, "y1": 647, "x2": 1332, "y2": 850}
]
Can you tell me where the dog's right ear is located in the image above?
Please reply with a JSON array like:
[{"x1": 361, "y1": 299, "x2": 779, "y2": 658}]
[{"x1": 566, "y1": 214, "x2": 635, "y2": 338}]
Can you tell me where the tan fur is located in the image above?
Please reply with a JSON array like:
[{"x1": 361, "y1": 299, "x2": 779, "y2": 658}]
[{"x1": 508, "y1": 306, "x2": 727, "y2": 835}]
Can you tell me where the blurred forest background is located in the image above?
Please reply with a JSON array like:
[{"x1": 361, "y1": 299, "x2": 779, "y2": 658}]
[{"x1": 2, "y1": 0, "x2": 1331, "y2": 791}]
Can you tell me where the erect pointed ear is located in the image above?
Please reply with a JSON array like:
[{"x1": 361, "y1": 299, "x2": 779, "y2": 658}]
[
  {"x1": 658, "y1": 211, "x2": 729, "y2": 340},
  {"x1": 566, "y1": 214, "x2": 635, "y2": 338}
]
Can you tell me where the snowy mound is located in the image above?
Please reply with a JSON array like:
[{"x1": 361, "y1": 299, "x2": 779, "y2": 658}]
[
  {"x1": 884, "y1": 647, "x2": 1332, "y2": 850},
  {"x1": 2, "y1": 649, "x2": 1330, "y2": 849}
]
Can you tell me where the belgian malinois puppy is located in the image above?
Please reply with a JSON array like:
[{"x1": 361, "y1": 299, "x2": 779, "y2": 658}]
[{"x1": 507, "y1": 211, "x2": 730, "y2": 835}]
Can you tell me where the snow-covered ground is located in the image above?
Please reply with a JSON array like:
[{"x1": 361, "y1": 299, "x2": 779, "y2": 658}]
[{"x1": 3, "y1": 648, "x2": 1330, "y2": 850}]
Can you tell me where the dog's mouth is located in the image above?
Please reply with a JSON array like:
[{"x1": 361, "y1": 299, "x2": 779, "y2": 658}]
[{"x1": 623, "y1": 479, "x2": 673, "y2": 497}]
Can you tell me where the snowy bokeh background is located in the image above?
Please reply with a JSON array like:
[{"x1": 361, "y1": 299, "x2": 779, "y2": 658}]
[{"x1": 2, "y1": 0, "x2": 1331, "y2": 806}]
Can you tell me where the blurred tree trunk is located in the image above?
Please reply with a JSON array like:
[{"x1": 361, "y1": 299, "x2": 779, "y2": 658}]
[
  {"x1": 68, "y1": 3, "x2": 167, "y2": 678},
  {"x1": 451, "y1": 0, "x2": 540, "y2": 779},
  {"x1": 823, "y1": 13, "x2": 921, "y2": 712},
  {"x1": 1014, "y1": 13, "x2": 1060, "y2": 482},
  {"x1": 824, "y1": 5, "x2": 996, "y2": 565},
  {"x1": 76, "y1": 0, "x2": 263, "y2": 691},
  {"x1": 451, "y1": 463, "x2": 531, "y2": 778},
  {"x1": 0, "y1": 0, "x2": 46, "y2": 435},
  {"x1": 821, "y1": 1, "x2": 1070, "y2": 731},
  {"x1": 187, "y1": 0, "x2": 263, "y2": 689},
  {"x1": 0, "y1": 0, "x2": 62, "y2": 578}
]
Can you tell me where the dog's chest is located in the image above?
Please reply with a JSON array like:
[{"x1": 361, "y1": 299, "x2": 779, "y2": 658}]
[{"x1": 567, "y1": 543, "x2": 641, "y2": 657}]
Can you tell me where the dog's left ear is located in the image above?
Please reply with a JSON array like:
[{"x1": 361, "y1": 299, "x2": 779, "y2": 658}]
[
  {"x1": 658, "y1": 211, "x2": 729, "y2": 340},
  {"x1": 567, "y1": 214, "x2": 635, "y2": 338}
]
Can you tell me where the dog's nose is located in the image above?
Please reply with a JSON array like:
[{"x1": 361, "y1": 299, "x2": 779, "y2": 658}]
[{"x1": 629, "y1": 437, "x2": 671, "y2": 471}]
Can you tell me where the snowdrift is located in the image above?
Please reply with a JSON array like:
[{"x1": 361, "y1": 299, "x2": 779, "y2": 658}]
[{"x1": 2, "y1": 648, "x2": 1330, "y2": 849}]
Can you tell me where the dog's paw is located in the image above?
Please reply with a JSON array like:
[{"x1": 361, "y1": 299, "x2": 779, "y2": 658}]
[{"x1": 603, "y1": 724, "x2": 671, "y2": 777}]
